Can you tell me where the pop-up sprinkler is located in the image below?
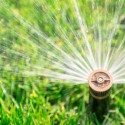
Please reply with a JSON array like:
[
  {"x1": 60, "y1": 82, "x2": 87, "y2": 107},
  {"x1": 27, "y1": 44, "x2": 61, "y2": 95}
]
[{"x1": 88, "y1": 69, "x2": 113, "y2": 122}]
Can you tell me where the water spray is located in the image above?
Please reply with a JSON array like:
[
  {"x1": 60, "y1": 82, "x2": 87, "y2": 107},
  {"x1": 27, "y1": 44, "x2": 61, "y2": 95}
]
[
  {"x1": 88, "y1": 69, "x2": 113, "y2": 122},
  {"x1": 1, "y1": 0, "x2": 125, "y2": 124}
]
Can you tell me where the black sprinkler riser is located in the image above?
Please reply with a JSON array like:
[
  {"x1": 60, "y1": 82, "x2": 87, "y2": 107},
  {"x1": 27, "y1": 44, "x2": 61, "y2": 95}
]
[{"x1": 88, "y1": 69, "x2": 112, "y2": 123}]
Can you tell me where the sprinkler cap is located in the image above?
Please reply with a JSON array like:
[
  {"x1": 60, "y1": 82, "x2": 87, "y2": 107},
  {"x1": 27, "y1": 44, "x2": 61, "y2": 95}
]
[{"x1": 88, "y1": 69, "x2": 113, "y2": 92}]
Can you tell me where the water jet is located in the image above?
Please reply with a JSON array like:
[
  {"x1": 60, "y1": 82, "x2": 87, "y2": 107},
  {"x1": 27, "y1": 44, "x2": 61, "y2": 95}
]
[{"x1": 0, "y1": 0, "x2": 125, "y2": 124}]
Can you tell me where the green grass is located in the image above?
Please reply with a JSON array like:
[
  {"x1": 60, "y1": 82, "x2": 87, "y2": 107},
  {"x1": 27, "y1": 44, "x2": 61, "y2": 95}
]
[
  {"x1": 0, "y1": 0, "x2": 125, "y2": 124},
  {"x1": 0, "y1": 74, "x2": 125, "y2": 124}
]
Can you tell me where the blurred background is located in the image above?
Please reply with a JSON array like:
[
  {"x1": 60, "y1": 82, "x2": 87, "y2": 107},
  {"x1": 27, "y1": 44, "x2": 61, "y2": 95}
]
[{"x1": 0, "y1": 0, "x2": 125, "y2": 124}]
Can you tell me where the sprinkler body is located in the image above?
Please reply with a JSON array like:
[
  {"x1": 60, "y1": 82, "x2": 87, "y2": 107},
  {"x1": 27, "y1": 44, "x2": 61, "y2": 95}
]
[{"x1": 88, "y1": 69, "x2": 113, "y2": 123}]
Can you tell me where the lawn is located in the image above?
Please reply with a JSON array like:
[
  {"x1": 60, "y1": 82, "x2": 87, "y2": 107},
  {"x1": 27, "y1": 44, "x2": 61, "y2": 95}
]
[{"x1": 0, "y1": 0, "x2": 125, "y2": 125}]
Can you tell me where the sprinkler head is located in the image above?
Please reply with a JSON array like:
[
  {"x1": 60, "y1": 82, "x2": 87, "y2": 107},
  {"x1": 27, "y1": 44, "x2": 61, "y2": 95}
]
[{"x1": 88, "y1": 69, "x2": 113, "y2": 99}]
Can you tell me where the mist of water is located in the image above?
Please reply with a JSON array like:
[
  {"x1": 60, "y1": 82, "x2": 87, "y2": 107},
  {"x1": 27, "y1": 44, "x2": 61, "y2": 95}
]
[{"x1": 0, "y1": 0, "x2": 125, "y2": 84}]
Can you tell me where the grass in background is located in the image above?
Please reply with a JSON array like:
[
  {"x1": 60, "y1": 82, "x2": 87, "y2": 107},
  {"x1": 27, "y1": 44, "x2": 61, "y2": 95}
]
[{"x1": 0, "y1": 0, "x2": 125, "y2": 124}]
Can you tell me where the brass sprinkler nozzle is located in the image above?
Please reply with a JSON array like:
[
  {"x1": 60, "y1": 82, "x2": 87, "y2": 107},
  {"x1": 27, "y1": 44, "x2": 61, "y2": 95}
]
[{"x1": 88, "y1": 69, "x2": 113, "y2": 99}]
